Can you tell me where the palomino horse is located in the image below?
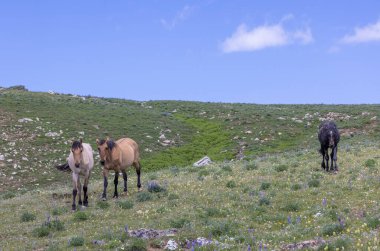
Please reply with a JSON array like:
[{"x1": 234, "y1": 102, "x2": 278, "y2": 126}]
[
  {"x1": 96, "y1": 138, "x2": 141, "y2": 200},
  {"x1": 56, "y1": 139, "x2": 94, "y2": 210}
]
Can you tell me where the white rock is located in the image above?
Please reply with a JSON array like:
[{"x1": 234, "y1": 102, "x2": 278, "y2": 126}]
[
  {"x1": 164, "y1": 239, "x2": 178, "y2": 250},
  {"x1": 18, "y1": 118, "x2": 33, "y2": 123},
  {"x1": 78, "y1": 131, "x2": 84, "y2": 135},
  {"x1": 159, "y1": 134, "x2": 166, "y2": 140},
  {"x1": 245, "y1": 130, "x2": 252, "y2": 134},
  {"x1": 22, "y1": 157, "x2": 28, "y2": 161},
  {"x1": 0, "y1": 155, "x2": 4, "y2": 161},
  {"x1": 45, "y1": 132, "x2": 61, "y2": 137},
  {"x1": 370, "y1": 116, "x2": 377, "y2": 121},
  {"x1": 193, "y1": 156, "x2": 212, "y2": 167}
]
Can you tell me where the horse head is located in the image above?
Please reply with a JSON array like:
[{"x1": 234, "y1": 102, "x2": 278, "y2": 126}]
[
  {"x1": 71, "y1": 139, "x2": 83, "y2": 168},
  {"x1": 96, "y1": 138, "x2": 116, "y2": 166}
]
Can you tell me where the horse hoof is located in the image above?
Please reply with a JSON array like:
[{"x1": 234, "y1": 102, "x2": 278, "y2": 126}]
[
  {"x1": 84, "y1": 202, "x2": 88, "y2": 207},
  {"x1": 138, "y1": 188, "x2": 142, "y2": 192},
  {"x1": 102, "y1": 197, "x2": 106, "y2": 201}
]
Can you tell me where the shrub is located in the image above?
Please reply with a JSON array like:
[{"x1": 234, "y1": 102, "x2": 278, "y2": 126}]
[
  {"x1": 168, "y1": 193, "x2": 180, "y2": 200},
  {"x1": 69, "y1": 236, "x2": 85, "y2": 247},
  {"x1": 260, "y1": 182, "x2": 271, "y2": 190},
  {"x1": 136, "y1": 192, "x2": 153, "y2": 202},
  {"x1": 47, "y1": 218, "x2": 65, "y2": 231},
  {"x1": 52, "y1": 207, "x2": 67, "y2": 216},
  {"x1": 126, "y1": 238, "x2": 147, "y2": 251},
  {"x1": 147, "y1": 181, "x2": 166, "y2": 193},
  {"x1": 365, "y1": 159, "x2": 376, "y2": 168},
  {"x1": 117, "y1": 200, "x2": 134, "y2": 209},
  {"x1": 259, "y1": 197, "x2": 270, "y2": 206},
  {"x1": 245, "y1": 162, "x2": 258, "y2": 170},
  {"x1": 21, "y1": 212, "x2": 36, "y2": 222},
  {"x1": 170, "y1": 218, "x2": 190, "y2": 228},
  {"x1": 210, "y1": 221, "x2": 234, "y2": 236},
  {"x1": 283, "y1": 202, "x2": 300, "y2": 212},
  {"x1": 322, "y1": 223, "x2": 344, "y2": 236},
  {"x1": 97, "y1": 200, "x2": 110, "y2": 209},
  {"x1": 226, "y1": 180, "x2": 237, "y2": 188},
  {"x1": 318, "y1": 238, "x2": 351, "y2": 251},
  {"x1": 275, "y1": 164, "x2": 288, "y2": 172},
  {"x1": 33, "y1": 226, "x2": 50, "y2": 237},
  {"x1": 198, "y1": 169, "x2": 210, "y2": 177},
  {"x1": 291, "y1": 183, "x2": 302, "y2": 191},
  {"x1": 308, "y1": 179, "x2": 320, "y2": 188},
  {"x1": 73, "y1": 211, "x2": 88, "y2": 221},
  {"x1": 367, "y1": 216, "x2": 380, "y2": 229},
  {"x1": 221, "y1": 164, "x2": 232, "y2": 172},
  {"x1": 3, "y1": 192, "x2": 16, "y2": 199},
  {"x1": 205, "y1": 207, "x2": 227, "y2": 217}
]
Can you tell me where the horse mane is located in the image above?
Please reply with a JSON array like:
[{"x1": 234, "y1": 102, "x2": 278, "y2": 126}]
[
  {"x1": 72, "y1": 140, "x2": 82, "y2": 149},
  {"x1": 107, "y1": 140, "x2": 116, "y2": 151}
]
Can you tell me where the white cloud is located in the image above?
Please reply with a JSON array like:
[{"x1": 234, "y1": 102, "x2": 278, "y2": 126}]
[
  {"x1": 221, "y1": 18, "x2": 313, "y2": 53},
  {"x1": 161, "y1": 5, "x2": 193, "y2": 30},
  {"x1": 341, "y1": 20, "x2": 380, "y2": 44}
]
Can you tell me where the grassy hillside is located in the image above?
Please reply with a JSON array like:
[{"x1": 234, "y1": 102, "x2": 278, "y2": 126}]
[{"x1": 0, "y1": 87, "x2": 379, "y2": 250}]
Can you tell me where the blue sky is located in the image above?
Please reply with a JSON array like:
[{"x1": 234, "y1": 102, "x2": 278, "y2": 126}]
[{"x1": 1, "y1": 1, "x2": 379, "y2": 104}]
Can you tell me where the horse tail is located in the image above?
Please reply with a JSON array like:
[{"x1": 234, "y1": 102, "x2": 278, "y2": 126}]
[{"x1": 55, "y1": 162, "x2": 71, "y2": 172}]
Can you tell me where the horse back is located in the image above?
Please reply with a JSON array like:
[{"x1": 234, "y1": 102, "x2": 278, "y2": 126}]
[{"x1": 116, "y1": 138, "x2": 140, "y2": 165}]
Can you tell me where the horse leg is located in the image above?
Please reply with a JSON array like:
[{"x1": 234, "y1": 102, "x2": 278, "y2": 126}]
[
  {"x1": 77, "y1": 178, "x2": 82, "y2": 206},
  {"x1": 113, "y1": 171, "x2": 119, "y2": 198},
  {"x1": 330, "y1": 148, "x2": 335, "y2": 171},
  {"x1": 72, "y1": 173, "x2": 79, "y2": 211},
  {"x1": 83, "y1": 173, "x2": 90, "y2": 207},
  {"x1": 102, "y1": 169, "x2": 109, "y2": 201},
  {"x1": 333, "y1": 145, "x2": 338, "y2": 171},
  {"x1": 325, "y1": 148, "x2": 330, "y2": 172},
  {"x1": 320, "y1": 147, "x2": 326, "y2": 170},
  {"x1": 122, "y1": 170, "x2": 128, "y2": 193},
  {"x1": 134, "y1": 161, "x2": 142, "y2": 192}
]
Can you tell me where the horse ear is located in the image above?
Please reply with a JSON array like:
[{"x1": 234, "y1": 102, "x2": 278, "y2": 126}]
[
  {"x1": 96, "y1": 139, "x2": 99, "y2": 144},
  {"x1": 80, "y1": 138, "x2": 83, "y2": 144},
  {"x1": 106, "y1": 137, "x2": 110, "y2": 142}
]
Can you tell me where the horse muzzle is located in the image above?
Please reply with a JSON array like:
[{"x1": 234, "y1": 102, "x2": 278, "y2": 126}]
[
  {"x1": 75, "y1": 163, "x2": 80, "y2": 168},
  {"x1": 100, "y1": 160, "x2": 105, "y2": 166}
]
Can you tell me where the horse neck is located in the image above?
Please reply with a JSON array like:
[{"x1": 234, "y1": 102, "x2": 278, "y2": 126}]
[
  {"x1": 81, "y1": 145, "x2": 90, "y2": 166},
  {"x1": 108, "y1": 144, "x2": 121, "y2": 162}
]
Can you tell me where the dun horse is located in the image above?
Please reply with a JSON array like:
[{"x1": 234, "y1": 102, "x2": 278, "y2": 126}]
[
  {"x1": 96, "y1": 138, "x2": 142, "y2": 200},
  {"x1": 318, "y1": 121, "x2": 340, "y2": 172},
  {"x1": 56, "y1": 139, "x2": 94, "y2": 210}
]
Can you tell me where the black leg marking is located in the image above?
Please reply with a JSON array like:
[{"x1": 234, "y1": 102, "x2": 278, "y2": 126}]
[
  {"x1": 113, "y1": 172, "x2": 119, "y2": 198},
  {"x1": 72, "y1": 189, "x2": 77, "y2": 211},
  {"x1": 136, "y1": 166, "x2": 141, "y2": 189},
  {"x1": 83, "y1": 186, "x2": 88, "y2": 207},
  {"x1": 122, "y1": 170, "x2": 128, "y2": 192},
  {"x1": 102, "y1": 176, "x2": 108, "y2": 200}
]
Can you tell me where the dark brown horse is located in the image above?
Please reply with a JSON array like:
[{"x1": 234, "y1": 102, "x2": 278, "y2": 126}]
[
  {"x1": 318, "y1": 121, "x2": 340, "y2": 172},
  {"x1": 96, "y1": 138, "x2": 141, "y2": 200}
]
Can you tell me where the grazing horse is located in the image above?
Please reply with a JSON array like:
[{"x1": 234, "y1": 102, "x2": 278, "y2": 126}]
[
  {"x1": 56, "y1": 139, "x2": 94, "y2": 210},
  {"x1": 318, "y1": 121, "x2": 340, "y2": 172},
  {"x1": 96, "y1": 138, "x2": 142, "y2": 200}
]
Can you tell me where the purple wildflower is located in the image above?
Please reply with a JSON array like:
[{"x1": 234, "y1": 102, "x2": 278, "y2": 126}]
[
  {"x1": 296, "y1": 216, "x2": 301, "y2": 224},
  {"x1": 322, "y1": 198, "x2": 327, "y2": 207},
  {"x1": 248, "y1": 244, "x2": 251, "y2": 251},
  {"x1": 287, "y1": 215, "x2": 292, "y2": 224},
  {"x1": 124, "y1": 224, "x2": 128, "y2": 232}
]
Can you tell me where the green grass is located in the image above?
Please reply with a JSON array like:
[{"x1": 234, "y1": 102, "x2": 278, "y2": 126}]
[{"x1": 1, "y1": 87, "x2": 380, "y2": 250}]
